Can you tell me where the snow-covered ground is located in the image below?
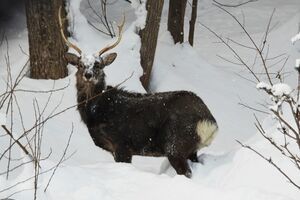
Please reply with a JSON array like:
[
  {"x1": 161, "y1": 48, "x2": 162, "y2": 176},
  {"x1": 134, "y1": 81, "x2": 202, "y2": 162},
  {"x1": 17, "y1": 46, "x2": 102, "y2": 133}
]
[{"x1": 0, "y1": 0, "x2": 300, "y2": 199}]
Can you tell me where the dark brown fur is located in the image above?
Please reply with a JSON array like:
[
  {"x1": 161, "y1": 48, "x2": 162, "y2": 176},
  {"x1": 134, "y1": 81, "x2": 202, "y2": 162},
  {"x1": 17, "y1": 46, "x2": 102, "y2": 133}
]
[{"x1": 66, "y1": 52, "x2": 217, "y2": 177}]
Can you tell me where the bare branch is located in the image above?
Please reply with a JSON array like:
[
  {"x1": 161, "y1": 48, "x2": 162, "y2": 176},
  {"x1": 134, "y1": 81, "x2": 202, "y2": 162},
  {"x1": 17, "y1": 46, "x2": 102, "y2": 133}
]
[
  {"x1": 0, "y1": 153, "x2": 74, "y2": 194},
  {"x1": 216, "y1": 54, "x2": 244, "y2": 66},
  {"x1": 236, "y1": 140, "x2": 300, "y2": 190},
  {"x1": 199, "y1": 22, "x2": 260, "y2": 82},
  {"x1": 44, "y1": 124, "x2": 74, "y2": 192},
  {"x1": 86, "y1": 0, "x2": 116, "y2": 38},
  {"x1": 0, "y1": 72, "x2": 134, "y2": 159},
  {"x1": 212, "y1": 4, "x2": 273, "y2": 85},
  {"x1": 238, "y1": 102, "x2": 269, "y2": 114},
  {"x1": 212, "y1": 0, "x2": 258, "y2": 8},
  {"x1": 1, "y1": 125, "x2": 30, "y2": 156},
  {"x1": 226, "y1": 37, "x2": 256, "y2": 50}
]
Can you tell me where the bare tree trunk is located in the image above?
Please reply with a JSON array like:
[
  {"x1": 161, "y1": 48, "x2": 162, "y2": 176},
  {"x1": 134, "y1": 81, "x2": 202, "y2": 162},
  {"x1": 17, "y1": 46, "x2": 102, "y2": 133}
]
[
  {"x1": 188, "y1": 0, "x2": 198, "y2": 46},
  {"x1": 25, "y1": 0, "x2": 68, "y2": 79},
  {"x1": 139, "y1": 0, "x2": 164, "y2": 91},
  {"x1": 168, "y1": 0, "x2": 187, "y2": 44}
]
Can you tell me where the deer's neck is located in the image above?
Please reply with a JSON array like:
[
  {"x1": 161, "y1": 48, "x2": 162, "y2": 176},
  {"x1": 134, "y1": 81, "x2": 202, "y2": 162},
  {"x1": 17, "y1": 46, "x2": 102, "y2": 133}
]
[
  {"x1": 76, "y1": 80, "x2": 106, "y2": 103},
  {"x1": 76, "y1": 78, "x2": 90, "y2": 99},
  {"x1": 76, "y1": 76, "x2": 106, "y2": 124}
]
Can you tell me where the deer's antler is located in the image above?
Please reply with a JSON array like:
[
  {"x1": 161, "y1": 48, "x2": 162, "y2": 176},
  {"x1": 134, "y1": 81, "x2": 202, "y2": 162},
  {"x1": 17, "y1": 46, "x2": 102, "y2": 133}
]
[
  {"x1": 58, "y1": 6, "x2": 82, "y2": 55},
  {"x1": 98, "y1": 15, "x2": 125, "y2": 56}
]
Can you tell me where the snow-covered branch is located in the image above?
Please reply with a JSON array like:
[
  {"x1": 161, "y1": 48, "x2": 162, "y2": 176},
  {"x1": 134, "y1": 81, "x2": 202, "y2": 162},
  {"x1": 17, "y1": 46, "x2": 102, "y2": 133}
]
[
  {"x1": 291, "y1": 32, "x2": 300, "y2": 44},
  {"x1": 203, "y1": 5, "x2": 300, "y2": 190}
]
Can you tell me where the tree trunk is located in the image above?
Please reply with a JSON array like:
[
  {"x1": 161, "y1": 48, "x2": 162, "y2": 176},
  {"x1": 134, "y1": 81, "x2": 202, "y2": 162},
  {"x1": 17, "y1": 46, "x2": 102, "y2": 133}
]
[
  {"x1": 188, "y1": 0, "x2": 198, "y2": 46},
  {"x1": 139, "y1": 0, "x2": 164, "y2": 91},
  {"x1": 25, "y1": 0, "x2": 68, "y2": 79},
  {"x1": 168, "y1": 0, "x2": 187, "y2": 44}
]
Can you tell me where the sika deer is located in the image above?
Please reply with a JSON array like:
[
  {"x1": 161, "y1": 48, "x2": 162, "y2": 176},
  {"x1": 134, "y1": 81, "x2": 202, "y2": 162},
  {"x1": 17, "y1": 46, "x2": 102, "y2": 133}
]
[{"x1": 59, "y1": 8, "x2": 218, "y2": 177}]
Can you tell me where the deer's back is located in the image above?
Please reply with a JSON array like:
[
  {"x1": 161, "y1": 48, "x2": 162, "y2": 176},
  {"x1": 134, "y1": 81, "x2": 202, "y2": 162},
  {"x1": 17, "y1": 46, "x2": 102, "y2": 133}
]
[{"x1": 86, "y1": 88, "x2": 215, "y2": 128}]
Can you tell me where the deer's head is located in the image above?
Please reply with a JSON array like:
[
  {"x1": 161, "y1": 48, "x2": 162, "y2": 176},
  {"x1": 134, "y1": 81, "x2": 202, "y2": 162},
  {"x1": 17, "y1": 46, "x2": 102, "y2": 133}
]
[
  {"x1": 65, "y1": 52, "x2": 117, "y2": 85},
  {"x1": 59, "y1": 7, "x2": 124, "y2": 85}
]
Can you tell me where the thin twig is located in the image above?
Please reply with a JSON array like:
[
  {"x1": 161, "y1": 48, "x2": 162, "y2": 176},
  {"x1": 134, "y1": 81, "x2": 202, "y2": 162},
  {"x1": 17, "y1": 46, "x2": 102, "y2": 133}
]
[
  {"x1": 0, "y1": 72, "x2": 134, "y2": 160},
  {"x1": 199, "y1": 22, "x2": 260, "y2": 82},
  {"x1": 0, "y1": 153, "x2": 75, "y2": 194},
  {"x1": 213, "y1": 4, "x2": 273, "y2": 85},
  {"x1": 1, "y1": 125, "x2": 30, "y2": 156},
  {"x1": 212, "y1": 0, "x2": 258, "y2": 8},
  {"x1": 236, "y1": 140, "x2": 300, "y2": 189},
  {"x1": 238, "y1": 102, "x2": 269, "y2": 114},
  {"x1": 44, "y1": 124, "x2": 74, "y2": 192}
]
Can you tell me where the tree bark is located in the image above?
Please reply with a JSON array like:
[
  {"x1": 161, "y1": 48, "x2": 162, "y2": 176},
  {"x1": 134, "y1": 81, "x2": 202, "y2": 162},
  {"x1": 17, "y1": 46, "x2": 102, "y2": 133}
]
[
  {"x1": 139, "y1": 0, "x2": 164, "y2": 91},
  {"x1": 168, "y1": 0, "x2": 187, "y2": 44},
  {"x1": 25, "y1": 0, "x2": 68, "y2": 79},
  {"x1": 188, "y1": 0, "x2": 198, "y2": 46}
]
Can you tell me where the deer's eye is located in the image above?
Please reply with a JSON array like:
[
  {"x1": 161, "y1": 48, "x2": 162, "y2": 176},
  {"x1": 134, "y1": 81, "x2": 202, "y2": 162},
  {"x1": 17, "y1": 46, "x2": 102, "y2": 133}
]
[
  {"x1": 78, "y1": 64, "x2": 85, "y2": 69},
  {"x1": 94, "y1": 63, "x2": 103, "y2": 69}
]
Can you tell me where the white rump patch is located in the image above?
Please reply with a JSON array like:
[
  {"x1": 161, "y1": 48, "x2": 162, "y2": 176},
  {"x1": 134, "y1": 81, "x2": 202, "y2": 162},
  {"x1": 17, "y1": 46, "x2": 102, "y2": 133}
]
[{"x1": 196, "y1": 120, "x2": 218, "y2": 148}]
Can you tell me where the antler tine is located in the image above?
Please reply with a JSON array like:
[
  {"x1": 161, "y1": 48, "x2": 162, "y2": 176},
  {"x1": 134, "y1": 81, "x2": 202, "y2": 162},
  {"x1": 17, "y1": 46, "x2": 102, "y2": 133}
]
[
  {"x1": 98, "y1": 15, "x2": 125, "y2": 56},
  {"x1": 58, "y1": 6, "x2": 82, "y2": 55}
]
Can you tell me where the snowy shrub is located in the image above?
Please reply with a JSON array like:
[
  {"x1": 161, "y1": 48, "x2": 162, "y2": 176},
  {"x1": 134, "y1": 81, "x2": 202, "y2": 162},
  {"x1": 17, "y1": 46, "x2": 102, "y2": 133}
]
[
  {"x1": 0, "y1": 55, "x2": 74, "y2": 199},
  {"x1": 202, "y1": 4, "x2": 300, "y2": 190}
]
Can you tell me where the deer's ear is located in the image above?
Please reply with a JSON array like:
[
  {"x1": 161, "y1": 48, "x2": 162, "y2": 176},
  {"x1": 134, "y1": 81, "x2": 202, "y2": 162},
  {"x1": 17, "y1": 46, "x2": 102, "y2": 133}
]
[
  {"x1": 102, "y1": 53, "x2": 117, "y2": 67},
  {"x1": 65, "y1": 53, "x2": 80, "y2": 66}
]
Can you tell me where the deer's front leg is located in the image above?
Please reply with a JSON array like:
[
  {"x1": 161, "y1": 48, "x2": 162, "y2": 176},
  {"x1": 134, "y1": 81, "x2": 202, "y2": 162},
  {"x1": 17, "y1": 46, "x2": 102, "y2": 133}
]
[
  {"x1": 168, "y1": 156, "x2": 192, "y2": 178},
  {"x1": 188, "y1": 152, "x2": 199, "y2": 163},
  {"x1": 113, "y1": 145, "x2": 132, "y2": 163}
]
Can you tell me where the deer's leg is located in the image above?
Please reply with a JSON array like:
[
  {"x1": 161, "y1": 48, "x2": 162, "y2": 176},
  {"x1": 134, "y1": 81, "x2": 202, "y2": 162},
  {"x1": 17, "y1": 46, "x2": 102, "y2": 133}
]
[
  {"x1": 114, "y1": 146, "x2": 132, "y2": 163},
  {"x1": 168, "y1": 156, "x2": 192, "y2": 178},
  {"x1": 188, "y1": 152, "x2": 199, "y2": 163}
]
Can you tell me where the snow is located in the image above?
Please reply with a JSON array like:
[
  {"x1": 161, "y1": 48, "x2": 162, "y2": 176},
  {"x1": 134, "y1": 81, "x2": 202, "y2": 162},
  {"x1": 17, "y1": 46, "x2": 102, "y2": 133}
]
[
  {"x1": 257, "y1": 82, "x2": 293, "y2": 98},
  {"x1": 131, "y1": 0, "x2": 147, "y2": 30},
  {"x1": 291, "y1": 32, "x2": 300, "y2": 44},
  {"x1": 271, "y1": 83, "x2": 292, "y2": 97},
  {"x1": 256, "y1": 82, "x2": 272, "y2": 90},
  {"x1": 81, "y1": 54, "x2": 96, "y2": 68},
  {"x1": 296, "y1": 59, "x2": 300, "y2": 68},
  {"x1": 1, "y1": 0, "x2": 300, "y2": 199},
  {"x1": 0, "y1": 113, "x2": 6, "y2": 126}
]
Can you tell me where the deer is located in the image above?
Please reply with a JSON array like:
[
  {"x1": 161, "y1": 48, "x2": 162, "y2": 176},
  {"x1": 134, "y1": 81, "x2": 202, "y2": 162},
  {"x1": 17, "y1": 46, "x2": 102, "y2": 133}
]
[{"x1": 59, "y1": 7, "x2": 218, "y2": 178}]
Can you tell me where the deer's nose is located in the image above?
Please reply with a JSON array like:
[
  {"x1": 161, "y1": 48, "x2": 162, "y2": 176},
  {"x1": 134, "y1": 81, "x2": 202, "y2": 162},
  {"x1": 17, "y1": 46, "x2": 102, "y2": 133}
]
[{"x1": 84, "y1": 72, "x2": 92, "y2": 80}]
